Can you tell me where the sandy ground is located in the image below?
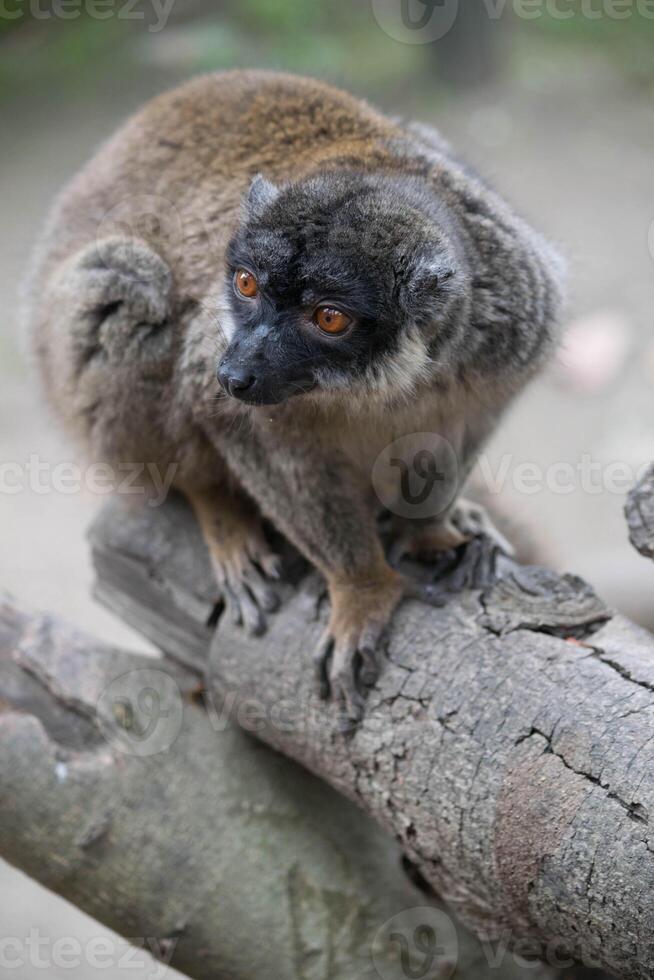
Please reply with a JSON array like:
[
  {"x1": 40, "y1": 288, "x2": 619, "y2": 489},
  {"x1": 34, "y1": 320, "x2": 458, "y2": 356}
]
[{"x1": 1, "y1": 48, "x2": 653, "y2": 980}]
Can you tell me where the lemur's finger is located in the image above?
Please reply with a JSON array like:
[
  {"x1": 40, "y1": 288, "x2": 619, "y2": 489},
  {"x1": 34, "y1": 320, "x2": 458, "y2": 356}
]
[
  {"x1": 314, "y1": 631, "x2": 333, "y2": 700},
  {"x1": 221, "y1": 582, "x2": 243, "y2": 626},
  {"x1": 221, "y1": 579, "x2": 266, "y2": 635},
  {"x1": 237, "y1": 585, "x2": 267, "y2": 636},
  {"x1": 245, "y1": 536, "x2": 283, "y2": 581},
  {"x1": 259, "y1": 553, "x2": 283, "y2": 580},
  {"x1": 474, "y1": 536, "x2": 499, "y2": 589},
  {"x1": 244, "y1": 564, "x2": 280, "y2": 612},
  {"x1": 358, "y1": 646, "x2": 381, "y2": 688},
  {"x1": 329, "y1": 639, "x2": 365, "y2": 723},
  {"x1": 358, "y1": 621, "x2": 387, "y2": 687},
  {"x1": 448, "y1": 537, "x2": 484, "y2": 592}
]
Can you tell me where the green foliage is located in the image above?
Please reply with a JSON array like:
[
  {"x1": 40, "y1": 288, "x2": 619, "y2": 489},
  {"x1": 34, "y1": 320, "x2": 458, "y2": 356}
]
[
  {"x1": 0, "y1": 14, "x2": 132, "y2": 97},
  {"x1": 1, "y1": 0, "x2": 653, "y2": 104},
  {"x1": 237, "y1": 0, "x2": 319, "y2": 32},
  {"x1": 515, "y1": 1, "x2": 654, "y2": 85}
]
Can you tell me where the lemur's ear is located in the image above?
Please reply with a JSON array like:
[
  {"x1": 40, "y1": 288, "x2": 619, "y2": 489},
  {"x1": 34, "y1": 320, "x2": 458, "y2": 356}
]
[
  {"x1": 412, "y1": 256, "x2": 444, "y2": 290},
  {"x1": 397, "y1": 248, "x2": 458, "y2": 320},
  {"x1": 404, "y1": 253, "x2": 453, "y2": 301},
  {"x1": 244, "y1": 174, "x2": 280, "y2": 218}
]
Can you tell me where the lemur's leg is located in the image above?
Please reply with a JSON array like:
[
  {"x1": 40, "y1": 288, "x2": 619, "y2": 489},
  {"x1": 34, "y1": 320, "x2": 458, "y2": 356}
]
[
  {"x1": 49, "y1": 236, "x2": 174, "y2": 399},
  {"x1": 207, "y1": 424, "x2": 442, "y2": 722},
  {"x1": 385, "y1": 417, "x2": 514, "y2": 592},
  {"x1": 186, "y1": 483, "x2": 282, "y2": 637}
]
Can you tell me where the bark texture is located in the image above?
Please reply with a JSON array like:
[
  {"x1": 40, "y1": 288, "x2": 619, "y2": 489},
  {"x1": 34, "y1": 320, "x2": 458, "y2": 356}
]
[
  {"x1": 0, "y1": 593, "x2": 562, "y2": 980},
  {"x1": 626, "y1": 463, "x2": 654, "y2": 561},
  {"x1": 87, "y1": 492, "x2": 654, "y2": 980}
]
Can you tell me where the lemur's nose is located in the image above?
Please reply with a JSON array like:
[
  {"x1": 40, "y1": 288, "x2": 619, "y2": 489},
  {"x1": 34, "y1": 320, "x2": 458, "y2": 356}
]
[{"x1": 217, "y1": 362, "x2": 256, "y2": 398}]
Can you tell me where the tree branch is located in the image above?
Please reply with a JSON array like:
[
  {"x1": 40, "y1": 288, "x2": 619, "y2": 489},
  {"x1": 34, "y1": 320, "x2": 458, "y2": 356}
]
[
  {"x1": 626, "y1": 463, "x2": 654, "y2": 561},
  {"x1": 86, "y1": 491, "x2": 654, "y2": 980},
  {"x1": 1, "y1": 592, "x2": 565, "y2": 980}
]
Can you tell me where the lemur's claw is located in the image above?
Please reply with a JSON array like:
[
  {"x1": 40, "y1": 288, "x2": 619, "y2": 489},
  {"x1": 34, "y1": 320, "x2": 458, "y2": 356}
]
[
  {"x1": 428, "y1": 532, "x2": 511, "y2": 599},
  {"x1": 391, "y1": 499, "x2": 514, "y2": 601},
  {"x1": 315, "y1": 630, "x2": 368, "y2": 724},
  {"x1": 450, "y1": 534, "x2": 502, "y2": 590},
  {"x1": 213, "y1": 549, "x2": 282, "y2": 636},
  {"x1": 315, "y1": 574, "x2": 404, "y2": 724}
]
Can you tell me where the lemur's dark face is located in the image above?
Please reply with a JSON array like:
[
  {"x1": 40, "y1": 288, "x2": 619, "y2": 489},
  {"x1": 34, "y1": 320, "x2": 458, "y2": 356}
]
[{"x1": 217, "y1": 172, "x2": 468, "y2": 407}]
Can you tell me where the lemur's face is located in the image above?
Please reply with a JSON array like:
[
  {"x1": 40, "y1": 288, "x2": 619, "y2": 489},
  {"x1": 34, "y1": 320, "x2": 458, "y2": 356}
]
[{"x1": 217, "y1": 173, "x2": 467, "y2": 407}]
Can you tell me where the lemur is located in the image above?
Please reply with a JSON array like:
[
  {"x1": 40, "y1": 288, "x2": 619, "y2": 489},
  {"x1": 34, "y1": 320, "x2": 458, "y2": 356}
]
[{"x1": 26, "y1": 71, "x2": 564, "y2": 719}]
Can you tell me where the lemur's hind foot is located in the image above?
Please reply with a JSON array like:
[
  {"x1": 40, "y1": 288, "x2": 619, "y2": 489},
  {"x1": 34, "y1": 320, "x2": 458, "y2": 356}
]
[{"x1": 390, "y1": 498, "x2": 514, "y2": 595}]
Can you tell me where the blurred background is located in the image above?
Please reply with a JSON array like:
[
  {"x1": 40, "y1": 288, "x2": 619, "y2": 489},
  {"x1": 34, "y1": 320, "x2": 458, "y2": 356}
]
[{"x1": 1, "y1": 1, "x2": 653, "y2": 976}]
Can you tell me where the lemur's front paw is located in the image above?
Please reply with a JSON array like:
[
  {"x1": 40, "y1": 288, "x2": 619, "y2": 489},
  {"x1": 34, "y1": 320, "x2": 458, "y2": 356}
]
[
  {"x1": 315, "y1": 571, "x2": 419, "y2": 726},
  {"x1": 211, "y1": 530, "x2": 282, "y2": 637}
]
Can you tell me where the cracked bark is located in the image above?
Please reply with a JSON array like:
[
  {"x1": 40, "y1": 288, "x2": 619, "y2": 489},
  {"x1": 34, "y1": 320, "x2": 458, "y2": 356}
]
[
  {"x1": 83, "y1": 488, "x2": 654, "y2": 980},
  {"x1": 1, "y1": 594, "x2": 557, "y2": 980},
  {"x1": 626, "y1": 464, "x2": 654, "y2": 561}
]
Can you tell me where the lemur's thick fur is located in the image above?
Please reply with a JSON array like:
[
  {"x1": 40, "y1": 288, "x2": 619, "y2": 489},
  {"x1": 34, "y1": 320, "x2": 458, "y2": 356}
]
[{"x1": 26, "y1": 71, "x2": 564, "y2": 718}]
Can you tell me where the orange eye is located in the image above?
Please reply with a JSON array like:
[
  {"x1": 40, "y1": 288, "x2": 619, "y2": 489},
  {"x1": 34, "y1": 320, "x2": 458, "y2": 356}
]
[
  {"x1": 314, "y1": 306, "x2": 352, "y2": 335},
  {"x1": 234, "y1": 269, "x2": 259, "y2": 298}
]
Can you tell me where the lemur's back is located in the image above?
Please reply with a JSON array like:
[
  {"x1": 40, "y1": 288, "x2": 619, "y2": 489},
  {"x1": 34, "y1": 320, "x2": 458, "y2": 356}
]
[
  {"x1": 29, "y1": 71, "x2": 398, "y2": 303},
  {"x1": 26, "y1": 71, "x2": 410, "y2": 446}
]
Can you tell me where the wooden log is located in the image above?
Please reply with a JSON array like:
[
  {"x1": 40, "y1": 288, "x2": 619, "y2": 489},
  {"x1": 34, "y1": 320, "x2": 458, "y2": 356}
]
[
  {"x1": 1, "y1": 591, "x2": 565, "y2": 980},
  {"x1": 86, "y1": 492, "x2": 654, "y2": 979},
  {"x1": 626, "y1": 463, "x2": 654, "y2": 561}
]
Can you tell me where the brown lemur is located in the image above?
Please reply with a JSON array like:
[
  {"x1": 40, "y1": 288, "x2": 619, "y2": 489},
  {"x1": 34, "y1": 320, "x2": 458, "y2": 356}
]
[{"x1": 26, "y1": 71, "x2": 564, "y2": 720}]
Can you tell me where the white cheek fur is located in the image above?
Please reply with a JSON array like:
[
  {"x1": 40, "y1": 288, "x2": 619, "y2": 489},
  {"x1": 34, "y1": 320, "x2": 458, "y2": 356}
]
[
  {"x1": 193, "y1": 289, "x2": 238, "y2": 346},
  {"x1": 216, "y1": 301, "x2": 237, "y2": 344}
]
